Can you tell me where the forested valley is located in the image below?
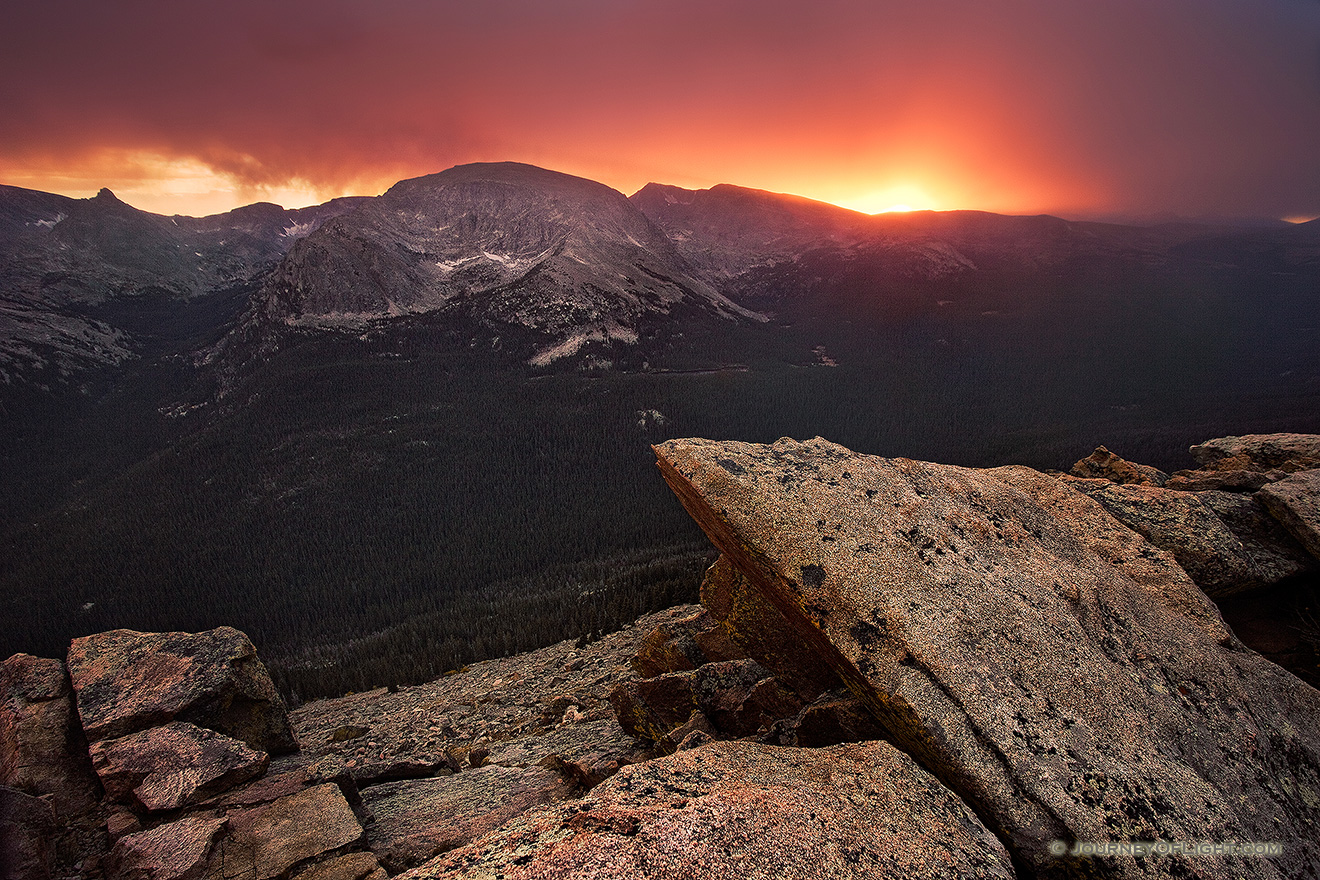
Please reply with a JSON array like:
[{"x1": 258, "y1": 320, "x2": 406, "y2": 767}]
[{"x1": 3, "y1": 259, "x2": 1318, "y2": 702}]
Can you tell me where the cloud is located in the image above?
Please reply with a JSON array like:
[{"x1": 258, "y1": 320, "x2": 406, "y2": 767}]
[{"x1": 2, "y1": 0, "x2": 1316, "y2": 219}]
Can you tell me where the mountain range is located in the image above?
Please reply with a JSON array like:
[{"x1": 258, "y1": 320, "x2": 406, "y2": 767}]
[
  {"x1": 2, "y1": 161, "x2": 1318, "y2": 700},
  {"x1": 6, "y1": 161, "x2": 1316, "y2": 388}
]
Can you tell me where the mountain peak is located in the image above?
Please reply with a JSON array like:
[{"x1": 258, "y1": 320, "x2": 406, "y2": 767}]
[
  {"x1": 260, "y1": 161, "x2": 762, "y2": 364},
  {"x1": 385, "y1": 161, "x2": 620, "y2": 201}
]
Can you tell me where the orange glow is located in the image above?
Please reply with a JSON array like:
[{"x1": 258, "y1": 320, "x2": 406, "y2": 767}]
[
  {"x1": 836, "y1": 183, "x2": 940, "y2": 215},
  {"x1": 1, "y1": 3, "x2": 1313, "y2": 221},
  {"x1": 1, "y1": 149, "x2": 350, "y2": 215}
]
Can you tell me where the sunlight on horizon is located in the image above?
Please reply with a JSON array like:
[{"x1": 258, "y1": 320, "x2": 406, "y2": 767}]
[
  {"x1": 836, "y1": 183, "x2": 942, "y2": 215},
  {"x1": 2, "y1": 151, "x2": 342, "y2": 217}
]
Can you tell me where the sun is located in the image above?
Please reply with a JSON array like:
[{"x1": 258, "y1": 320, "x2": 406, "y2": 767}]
[{"x1": 836, "y1": 183, "x2": 940, "y2": 215}]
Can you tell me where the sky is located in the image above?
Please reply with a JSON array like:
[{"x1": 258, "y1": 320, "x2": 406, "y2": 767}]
[{"x1": 1, "y1": 0, "x2": 1317, "y2": 221}]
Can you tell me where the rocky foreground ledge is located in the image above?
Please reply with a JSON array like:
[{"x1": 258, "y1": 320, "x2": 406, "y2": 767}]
[{"x1": 4, "y1": 433, "x2": 1320, "y2": 880}]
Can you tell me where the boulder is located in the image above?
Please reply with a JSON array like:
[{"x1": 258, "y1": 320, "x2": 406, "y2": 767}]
[
  {"x1": 361, "y1": 764, "x2": 575, "y2": 873},
  {"x1": 205, "y1": 783, "x2": 363, "y2": 880},
  {"x1": 398, "y1": 740, "x2": 1016, "y2": 880},
  {"x1": 1070, "y1": 446, "x2": 1168, "y2": 486},
  {"x1": 90, "y1": 721, "x2": 269, "y2": 811},
  {"x1": 1190, "y1": 433, "x2": 1320, "y2": 471},
  {"x1": 67, "y1": 627, "x2": 297, "y2": 754},
  {"x1": 1, "y1": 654, "x2": 101, "y2": 815},
  {"x1": 654, "y1": 436, "x2": 1320, "y2": 880},
  {"x1": 609, "y1": 658, "x2": 799, "y2": 745},
  {"x1": 106, "y1": 815, "x2": 227, "y2": 880},
  {"x1": 0, "y1": 786, "x2": 56, "y2": 880},
  {"x1": 1257, "y1": 470, "x2": 1320, "y2": 560},
  {"x1": 629, "y1": 608, "x2": 743, "y2": 678},
  {"x1": 479, "y1": 718, "x2": 655, "y2": 788},
  {"x1": 1062, "y1": 480, "x2": 1309, "y2": 596}
]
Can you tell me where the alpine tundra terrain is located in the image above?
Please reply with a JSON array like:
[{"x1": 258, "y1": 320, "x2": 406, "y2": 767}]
[{"x1": 2, "y1": 162, "x2": 1317, "y2": 699}]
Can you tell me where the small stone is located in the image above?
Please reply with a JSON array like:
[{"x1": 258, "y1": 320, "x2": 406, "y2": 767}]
[{"x1": 329, "y1": 726, "x2": 368, "y2": 743}]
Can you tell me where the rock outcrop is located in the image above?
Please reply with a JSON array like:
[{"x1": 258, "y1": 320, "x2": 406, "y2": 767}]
[
  {"x1": 1063, "y1": 437, "x2": 1319, "y2": 598},
  {"x1": 1, "y1": 655, "x2": 106, "y2": 878},
  {"x1": 1062, "y1": 480, "x2": 1314, "y2": 596},
  {"x1": 653, "y1": 436, "x2": 1320, "y2": 879},
  {"x1": 1, "y1": 655, "x2": 101, "y2": 816}
]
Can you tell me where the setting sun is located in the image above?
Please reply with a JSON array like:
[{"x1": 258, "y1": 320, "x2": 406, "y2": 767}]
[{"x1": 823, "y1": 179, "x2": 947, "y2": 215}]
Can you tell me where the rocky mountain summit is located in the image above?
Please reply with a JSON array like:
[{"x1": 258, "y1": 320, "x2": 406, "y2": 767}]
[
  {"x1": 254, "y1": 163, "x2": 763, "y2": 367},
  {"x1": 5, "y1": 432, "x2": 1320, "y2": 880}
]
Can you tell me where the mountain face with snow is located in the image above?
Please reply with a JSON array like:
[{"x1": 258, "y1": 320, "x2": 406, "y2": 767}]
[{"x1": 258, "y1": 163, "x2": 763, "y2": 365}]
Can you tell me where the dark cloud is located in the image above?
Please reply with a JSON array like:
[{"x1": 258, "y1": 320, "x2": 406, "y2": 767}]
[{"x1": 1, "y1": 0, "x2": 1316, "y2": 218}]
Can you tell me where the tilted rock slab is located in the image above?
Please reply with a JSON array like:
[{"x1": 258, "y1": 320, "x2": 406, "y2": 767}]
[
  {"x1": 90, "y1": 721, "x2": 269, "y2": 811},
  {"x1": 654, "y1": 436, "x2": 1320, "y2": 880},
  {"x1": 398, "y1": 740, "x2": 1016, "y2": 880},
  {"x1": 67, "y1": 627, "x2": 297, "y2": 754},
  {"x1": 1257, "y1": 469, "x2": 1320, "y2": 561}
]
